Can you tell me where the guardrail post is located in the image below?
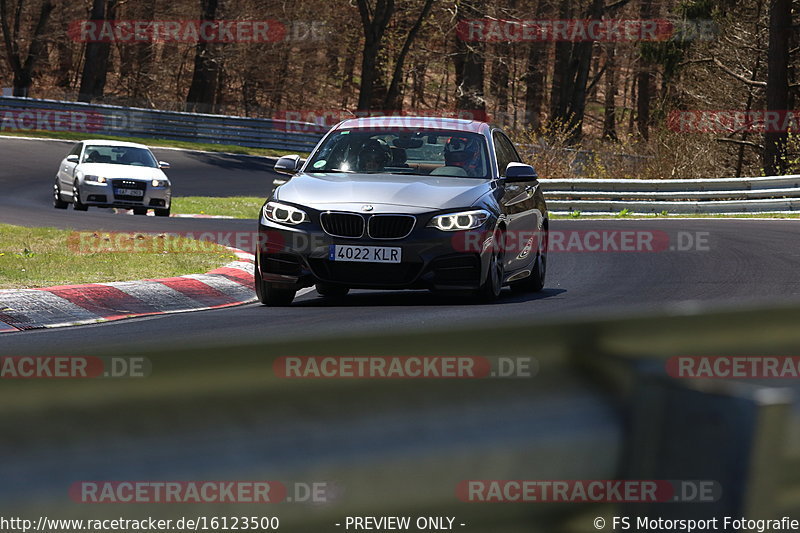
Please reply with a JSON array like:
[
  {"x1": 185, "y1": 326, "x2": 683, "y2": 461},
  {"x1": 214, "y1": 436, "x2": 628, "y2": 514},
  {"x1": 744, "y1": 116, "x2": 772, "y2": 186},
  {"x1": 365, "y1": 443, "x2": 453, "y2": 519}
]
[{"x1": 621, "y1": 369, "x2": 791, "y2": 524}]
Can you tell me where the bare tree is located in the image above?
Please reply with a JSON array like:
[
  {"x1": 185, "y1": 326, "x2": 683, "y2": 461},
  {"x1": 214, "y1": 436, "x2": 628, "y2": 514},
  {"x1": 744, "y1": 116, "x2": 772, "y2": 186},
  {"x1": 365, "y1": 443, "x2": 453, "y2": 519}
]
[
  {"x1": 356, "y1": 0, "x2": 394, "y2": 111},
  {"x1": 383, "y1": 0, "x2": 435, "y2": 112},
  {"x1": 603, "y1": 43, "x2": 617, "y2": 140},
  {"x1": 78, "y1": 0, "x2": 117, "y2": 102},
  {"x1": 186, "y1": 0, "x2": 221, "y2": 113},
  {"x1": 635, "y1": 0, "x2": 654, "y2": 140},
  {"x1": 453, "y1": 0, "x2": 486, "y2": 116},
  {"x1": 763, "y1": 0, "x2": 791, "y2": 175},
  {"x1": 0, "y1": 0, "x2": 55, "y2": 97},
  {"x1": 523, "y1": 0, "x2": 550, "y2": 130}
]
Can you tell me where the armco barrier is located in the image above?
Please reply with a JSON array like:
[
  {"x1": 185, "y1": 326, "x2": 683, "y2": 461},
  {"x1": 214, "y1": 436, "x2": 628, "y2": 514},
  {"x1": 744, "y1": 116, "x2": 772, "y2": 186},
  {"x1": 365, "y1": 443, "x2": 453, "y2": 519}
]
[
  {"x1": 541, "y1": 175, "x2": 800, "y2": 214},
  {"x1": 2, "y1": 303, "x2": 799, "y2": 528},
  {"x1": 0, "y1": 96, "x2": 328, "y2": 152},
  {"x1": 2, "y1": 96, "x2": 799, "y2": 214}
]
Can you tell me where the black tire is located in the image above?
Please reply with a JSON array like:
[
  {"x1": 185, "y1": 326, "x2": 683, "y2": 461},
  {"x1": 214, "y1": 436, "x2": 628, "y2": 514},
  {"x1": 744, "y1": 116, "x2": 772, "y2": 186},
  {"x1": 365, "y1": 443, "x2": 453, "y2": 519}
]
[
  {"x1": 510, "y1": 227, "x2": 547, "y2": 293},
  {"x1": 53, "y1": 179, "x2": 68, "y2": 209},
  {"x1": 315, "y1": 283, "x2": 349, "y2": 298},
  {"x1": 254, "y1": 263, "x2": 296, "y2": 306},
  {"x1": 475, "y1": 228, "x2": 504, "y2": 302},
  {"x1": 133, "y1": 207, "x2": 148, "y2": 215},
  {"x1": 154, "y1": 207, "x2": 171, "y2": 217},
  {"x1": 72, "y1": 181, "x2": 88, "y2": 211}
]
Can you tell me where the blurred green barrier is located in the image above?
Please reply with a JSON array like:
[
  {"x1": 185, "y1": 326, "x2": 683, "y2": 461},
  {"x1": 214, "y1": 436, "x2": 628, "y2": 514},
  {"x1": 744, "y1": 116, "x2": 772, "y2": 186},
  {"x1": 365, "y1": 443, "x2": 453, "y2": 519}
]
[{"x1": 1, "y1": 301, "x2": 800, "y2": 531}]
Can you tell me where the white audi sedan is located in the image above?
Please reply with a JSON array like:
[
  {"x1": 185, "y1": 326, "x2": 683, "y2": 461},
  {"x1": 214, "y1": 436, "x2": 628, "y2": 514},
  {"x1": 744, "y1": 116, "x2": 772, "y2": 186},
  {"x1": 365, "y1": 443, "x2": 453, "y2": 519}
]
[{"x1": 53, "y1": 140, "x2": 172, "y2": 216}]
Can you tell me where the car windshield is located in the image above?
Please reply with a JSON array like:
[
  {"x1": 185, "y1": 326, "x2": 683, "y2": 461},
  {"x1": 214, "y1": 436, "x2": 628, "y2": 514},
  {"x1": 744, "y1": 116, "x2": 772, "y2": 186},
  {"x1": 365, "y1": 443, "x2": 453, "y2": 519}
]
[
  {"x1": 305, "y1": 129, "x2": 490, "y2": 178},
  {"x1": 82, "y1": 145, "x2": 158, "y2": 168}
]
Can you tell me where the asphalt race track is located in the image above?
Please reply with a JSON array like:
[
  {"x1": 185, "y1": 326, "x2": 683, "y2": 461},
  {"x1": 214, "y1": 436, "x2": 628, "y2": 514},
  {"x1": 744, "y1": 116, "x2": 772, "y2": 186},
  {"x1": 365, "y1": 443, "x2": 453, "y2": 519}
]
[{"x1": 2, "y1": 136, "x2": 800, "y2": 355}]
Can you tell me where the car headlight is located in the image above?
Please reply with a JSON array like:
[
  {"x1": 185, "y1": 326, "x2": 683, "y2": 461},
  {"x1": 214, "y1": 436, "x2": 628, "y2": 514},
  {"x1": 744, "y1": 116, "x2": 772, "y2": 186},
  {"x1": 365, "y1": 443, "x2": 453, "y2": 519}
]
[
  {"x1": 428, "y1": 209, "x2": 490, "y2": 231},
  {"x1": 83, "y1": 175, "x2": 107, "y2": 185},
  {"x1": 151, "y1": 179, "x2": 169, "y2": 187},
  {"x1": 263, "y1": 201, "x2": 308, "y2": 225}
]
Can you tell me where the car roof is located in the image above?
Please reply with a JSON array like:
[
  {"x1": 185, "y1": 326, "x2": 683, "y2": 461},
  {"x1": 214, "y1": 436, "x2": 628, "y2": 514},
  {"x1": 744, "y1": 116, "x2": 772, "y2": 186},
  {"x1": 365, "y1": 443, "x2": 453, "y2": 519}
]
[
  {"x1": 335, "y1": 116, "x2": 490, "y2": 134},
  {"x1": 80, "y1": 139, "x2": 151, "y2": 149}
]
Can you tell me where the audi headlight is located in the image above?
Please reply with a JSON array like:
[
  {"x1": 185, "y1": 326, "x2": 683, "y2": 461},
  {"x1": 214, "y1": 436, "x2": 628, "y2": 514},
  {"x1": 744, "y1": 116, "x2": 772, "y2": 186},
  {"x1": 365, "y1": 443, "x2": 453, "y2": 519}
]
[
  {"x1": 428, "y1": 209, "x2": 490, "y2": 231},
  {"x1": 83, "y1": 175, "x2": 107, "y2": 185},
  {"x1": 263, "y1": 201, "x2": 308, "y2": 225},
  {"x1": 151, "y1": 179, "x2": 169, "y2": 187}
]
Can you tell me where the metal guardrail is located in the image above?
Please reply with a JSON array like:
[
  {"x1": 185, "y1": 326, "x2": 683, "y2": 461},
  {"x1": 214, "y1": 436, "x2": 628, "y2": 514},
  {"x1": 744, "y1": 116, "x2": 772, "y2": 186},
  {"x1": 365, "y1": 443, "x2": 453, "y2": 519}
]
[
  {"x1": 2, "y1": 303, "x2": 799, "y2": 528},
  {"x1": 0, "y1": 96, "x2": 327, "y2": 152},
  {"x1": 541, "y1": 175, "x2": 800, "y2": 214},
  {"x1": 2, "y1": 96, "x2": 798, "y2": 214}
]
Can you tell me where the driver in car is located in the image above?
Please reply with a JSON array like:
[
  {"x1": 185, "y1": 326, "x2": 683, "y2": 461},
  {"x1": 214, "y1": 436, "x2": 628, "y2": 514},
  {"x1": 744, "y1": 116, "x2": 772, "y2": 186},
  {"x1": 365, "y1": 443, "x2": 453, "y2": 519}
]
[
  {"x1": 444, "y1": 136, "x2": 483, "y2": 177},
  {"x1": 356, "y1": 138, "x2": 391, "y2": 172}
]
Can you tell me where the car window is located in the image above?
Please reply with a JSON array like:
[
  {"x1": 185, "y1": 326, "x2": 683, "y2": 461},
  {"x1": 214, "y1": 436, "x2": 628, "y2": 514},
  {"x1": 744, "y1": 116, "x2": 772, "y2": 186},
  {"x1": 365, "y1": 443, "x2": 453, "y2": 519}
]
[
  {"x1": 82, "y1": 145, "x2": 158, "y2": 167},
  {"x1": 68, "y1": 143, "x2": 82, "y2": 157},
  {"x1": 306, "y1": 129, "x2": 490, "y2": 178},
  {"x1": 492, "y1": 131, "x2": 520, "y2": 177}
]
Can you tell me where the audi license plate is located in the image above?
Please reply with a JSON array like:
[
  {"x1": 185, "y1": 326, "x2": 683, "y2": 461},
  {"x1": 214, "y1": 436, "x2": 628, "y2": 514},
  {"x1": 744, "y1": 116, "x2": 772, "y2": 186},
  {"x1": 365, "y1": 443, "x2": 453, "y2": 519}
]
[
  {"x1": 115, "y1": 188, "x2": 144, "y2": 197},
  {"x1": 329, "y1": 245, "x2": 401, "y2": 263}
]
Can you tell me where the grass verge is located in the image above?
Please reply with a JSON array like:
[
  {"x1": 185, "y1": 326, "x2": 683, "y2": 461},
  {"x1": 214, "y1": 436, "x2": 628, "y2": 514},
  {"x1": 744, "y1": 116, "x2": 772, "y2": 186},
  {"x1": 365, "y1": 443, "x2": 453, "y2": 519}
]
[
  {"x1": 171, "y1": 196, "x2": 800, "y2": 221},
  {"x1": 0, "y1": 224, "x2": 236, "y2": 290},
  {"x1": 0, "y1": 129, "x2": 308, "y2": 158},
  {"x1": 171, "y1": 196, "x2": 264, "y2": 218}
]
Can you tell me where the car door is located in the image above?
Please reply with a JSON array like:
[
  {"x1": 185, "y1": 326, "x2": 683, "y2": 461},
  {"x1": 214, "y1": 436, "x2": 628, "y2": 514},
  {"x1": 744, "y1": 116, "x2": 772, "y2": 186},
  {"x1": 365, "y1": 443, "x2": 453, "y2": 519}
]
[
  {"x1": 493, "y1": 131, "x2": 538, "y2": 273},
  {"x1": 59, "y1": 142, "x2": 82, "y2": 191}
]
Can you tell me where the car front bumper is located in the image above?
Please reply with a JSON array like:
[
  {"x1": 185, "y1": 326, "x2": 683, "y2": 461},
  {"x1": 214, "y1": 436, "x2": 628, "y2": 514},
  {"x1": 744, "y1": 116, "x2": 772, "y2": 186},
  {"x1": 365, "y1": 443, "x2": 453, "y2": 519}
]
[
  {"x1": 78, "y1": 181, "x2": 171, "y2": 209},
  {"x1": 256, "y1": 218, "x2": 493, "y2": 291}
]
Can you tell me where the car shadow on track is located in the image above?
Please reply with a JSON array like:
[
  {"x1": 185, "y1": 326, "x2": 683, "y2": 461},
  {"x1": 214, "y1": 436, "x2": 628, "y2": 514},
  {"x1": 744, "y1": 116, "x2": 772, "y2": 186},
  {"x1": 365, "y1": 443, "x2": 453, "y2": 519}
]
[
  {"x1": 293, "y1": 287, "x2": 567, "y2": 307},
  {"x1": 182, "y1": 151, "x2": 278, "y2": 172}
]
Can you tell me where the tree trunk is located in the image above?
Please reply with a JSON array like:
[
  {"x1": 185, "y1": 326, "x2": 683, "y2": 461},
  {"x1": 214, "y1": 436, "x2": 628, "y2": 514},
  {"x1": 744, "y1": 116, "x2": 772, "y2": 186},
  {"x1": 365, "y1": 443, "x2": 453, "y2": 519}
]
[
  {"x1": 565, "y1": 0, "x2": 603, "y2": 140},
  {"x1": 548, "y1": 0, "x2": 573, "y2": 122},
  {"x1": 186, "y1": 0, "x2": 221, "y2": 113},
  {"x1": 78, "y1": 0, "x2": 116, "y2": 102},
  {"x1": 635, "y1": 0, "x2": 653, "y2": 140},
  {"x1": 454, "y1": 0, "x2": 486, "y2": 117},
  {"x1": 0, "y1": 0, "x2": 55, "y2": 97},
  {"x1": 340, "y1": 32, "x2": 359, "y2": 109},
  {"x1": 384, "y1": 0, "x2": 435, "y2": 112},
  {"x1": 523, "y1": 0, "x2": 549, "y2": 130},
  {"x1": 602, "y1": 43, "x2": 618, "y2": 140},
  {"x1": 763, "y1": 0, "x2": 791, "y2": 175},
  {"x1": 523, "y1": 40, "x2": 547, "y2": 130},
  {"x1": 490, "y1": 42, "x2": 510, "y2": 123},
  {"x1": 356, "y1": 0, "x2": 394, "y2": 111}
]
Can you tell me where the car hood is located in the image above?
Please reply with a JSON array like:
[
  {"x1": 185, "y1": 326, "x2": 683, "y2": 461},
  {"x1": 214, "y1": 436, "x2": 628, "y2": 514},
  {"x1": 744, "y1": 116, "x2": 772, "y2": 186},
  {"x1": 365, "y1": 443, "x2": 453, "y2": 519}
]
[
  {"x1": 77, "y1": 163, "x2": 167, "y2": 181},
  {"x1": 275, "y1": 172, "x2": 492, "y2": 211}
]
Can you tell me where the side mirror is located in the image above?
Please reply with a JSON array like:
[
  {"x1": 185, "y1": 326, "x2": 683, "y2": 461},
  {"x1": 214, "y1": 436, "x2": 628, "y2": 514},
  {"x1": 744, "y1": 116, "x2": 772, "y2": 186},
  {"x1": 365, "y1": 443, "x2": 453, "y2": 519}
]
[
  {"x1": 505, "y1": 162, "x2": 538, "y2": 182},
  {"x1": 274, "y1": 155, "x2": 301, "y2": 175},
  {"x1": 158, "y1": 161, "x2": 170, "y2": 169},
  {"x1": 66, "y1": 155, "x2": 79, "y2": 163}
]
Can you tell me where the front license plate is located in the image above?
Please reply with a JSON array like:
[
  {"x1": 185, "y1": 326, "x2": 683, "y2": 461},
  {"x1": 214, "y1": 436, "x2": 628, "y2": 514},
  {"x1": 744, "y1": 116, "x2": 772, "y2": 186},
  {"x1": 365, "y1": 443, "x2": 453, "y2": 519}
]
[
  {"x1": 329, "y1": 245, "x2": 401, "y2": 263},
  {"x1": 115, "y1": 188, "x2": 144, "y2": 197}
]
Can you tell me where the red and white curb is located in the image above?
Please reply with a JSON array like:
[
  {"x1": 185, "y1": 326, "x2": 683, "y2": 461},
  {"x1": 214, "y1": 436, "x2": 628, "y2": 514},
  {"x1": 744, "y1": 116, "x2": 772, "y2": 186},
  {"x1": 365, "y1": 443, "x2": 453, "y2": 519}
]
[{"x1": 0, "y1": 248, "x2": 256, "y2": 333}]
